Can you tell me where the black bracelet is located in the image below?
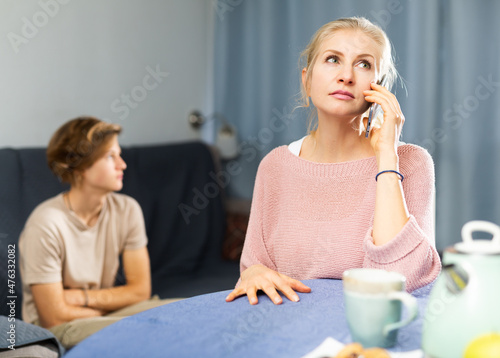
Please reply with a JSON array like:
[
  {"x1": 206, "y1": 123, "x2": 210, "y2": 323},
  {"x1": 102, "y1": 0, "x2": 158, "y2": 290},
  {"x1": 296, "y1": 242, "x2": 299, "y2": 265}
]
[{"x1": 375, "y1": 170, "x2": 404, "y2": 182}]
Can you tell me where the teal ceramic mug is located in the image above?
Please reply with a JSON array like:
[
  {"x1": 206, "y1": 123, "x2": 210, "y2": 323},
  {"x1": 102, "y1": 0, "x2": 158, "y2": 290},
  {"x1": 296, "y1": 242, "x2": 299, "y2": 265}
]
[{"x1": 342, "y1": 268, "x2": 418, "y2": 348}]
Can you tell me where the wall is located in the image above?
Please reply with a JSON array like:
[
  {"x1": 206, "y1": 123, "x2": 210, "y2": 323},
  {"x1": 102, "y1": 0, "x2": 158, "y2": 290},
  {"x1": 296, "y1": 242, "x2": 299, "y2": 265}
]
[{"x1": 0, "y1": 0, "x2": 214, "y2": 147}]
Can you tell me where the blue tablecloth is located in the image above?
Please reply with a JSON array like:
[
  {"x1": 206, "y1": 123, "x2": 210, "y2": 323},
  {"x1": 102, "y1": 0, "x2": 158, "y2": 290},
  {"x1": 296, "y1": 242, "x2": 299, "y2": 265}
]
[{"x1": 64, "y1": 279, "x2": 432, "y2": 358}]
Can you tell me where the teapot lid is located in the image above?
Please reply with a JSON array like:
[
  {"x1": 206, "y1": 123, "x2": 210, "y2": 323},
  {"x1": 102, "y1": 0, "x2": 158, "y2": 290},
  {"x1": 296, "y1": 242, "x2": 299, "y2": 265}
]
[{"x1": 455, "y1": 220, "x2": 500, "y2": 255}]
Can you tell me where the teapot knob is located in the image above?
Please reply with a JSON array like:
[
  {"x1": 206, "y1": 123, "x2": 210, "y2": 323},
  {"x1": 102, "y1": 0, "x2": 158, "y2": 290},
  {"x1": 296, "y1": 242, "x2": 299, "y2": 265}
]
[
  {"x1": 461, "y1": 220, "x2": 500, "y2": 244},
  {"x1": 457, "y1": 221, "x2": 500, "y2": 254}
]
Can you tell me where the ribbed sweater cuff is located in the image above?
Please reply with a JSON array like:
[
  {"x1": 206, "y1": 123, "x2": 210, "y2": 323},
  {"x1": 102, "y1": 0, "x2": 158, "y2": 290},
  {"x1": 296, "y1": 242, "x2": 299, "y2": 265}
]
[{"x1": 363, "y1": 215, "x2": 426, "y2": 264}]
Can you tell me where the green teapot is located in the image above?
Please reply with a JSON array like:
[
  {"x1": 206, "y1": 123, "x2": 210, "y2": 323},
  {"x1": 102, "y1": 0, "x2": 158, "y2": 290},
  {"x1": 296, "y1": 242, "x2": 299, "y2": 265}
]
[{"x1": 422, "y1": 220, "x2": 500, "y2": 357}]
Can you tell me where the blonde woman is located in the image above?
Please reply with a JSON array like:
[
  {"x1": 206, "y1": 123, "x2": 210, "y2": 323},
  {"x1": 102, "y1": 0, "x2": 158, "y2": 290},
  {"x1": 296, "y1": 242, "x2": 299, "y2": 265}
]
[
  {"x1": 226, "y1": 17, "x2": 441, "y2": 305},
  {"x1": 19, "y1": 117, "x2": 176, "y2": 348}
]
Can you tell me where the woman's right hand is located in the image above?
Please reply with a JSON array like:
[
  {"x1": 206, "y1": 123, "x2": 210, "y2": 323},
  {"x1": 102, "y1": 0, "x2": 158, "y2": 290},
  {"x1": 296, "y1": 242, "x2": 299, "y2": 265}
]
[{"x1": 225, "y1": 264, "x2": 311, "y2": 305}]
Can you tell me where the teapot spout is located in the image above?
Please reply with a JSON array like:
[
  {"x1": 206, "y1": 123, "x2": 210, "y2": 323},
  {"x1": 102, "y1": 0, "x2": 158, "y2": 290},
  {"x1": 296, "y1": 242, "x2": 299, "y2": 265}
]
[{"x1": 443, "y1": 264, "x2": 469, "y2": 294}]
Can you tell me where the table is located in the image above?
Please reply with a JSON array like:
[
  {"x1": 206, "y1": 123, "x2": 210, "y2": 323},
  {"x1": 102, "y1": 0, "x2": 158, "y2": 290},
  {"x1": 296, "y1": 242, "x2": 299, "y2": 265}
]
[{"x1": 64, "y1": 279, "x2": 432, "y2": 358}]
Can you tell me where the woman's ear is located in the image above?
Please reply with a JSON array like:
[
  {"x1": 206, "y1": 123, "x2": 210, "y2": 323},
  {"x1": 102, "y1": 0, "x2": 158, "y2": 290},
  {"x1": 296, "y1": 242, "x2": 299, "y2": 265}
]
[{"x1": 301, "y1": 68, "x2": 309, "y2": 96}]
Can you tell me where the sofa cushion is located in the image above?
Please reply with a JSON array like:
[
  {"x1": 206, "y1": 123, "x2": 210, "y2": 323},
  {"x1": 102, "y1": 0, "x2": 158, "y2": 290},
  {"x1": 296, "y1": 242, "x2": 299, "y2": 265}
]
[
  {"x1": 119, "y1": 142, "x2": 238, "y2": 297},
  {"x1": 0, "y1": 315, "x2": 64, "y2": 356}
]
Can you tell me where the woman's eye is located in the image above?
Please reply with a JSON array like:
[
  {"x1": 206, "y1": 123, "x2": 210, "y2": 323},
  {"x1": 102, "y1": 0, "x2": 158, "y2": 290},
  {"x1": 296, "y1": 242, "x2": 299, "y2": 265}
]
[
  {"x1": 357, "y1": 60, "x2": 371, "y2": 69},
  {"x1": 326, "y1": 55, "x2": 339, "y2": 64}
]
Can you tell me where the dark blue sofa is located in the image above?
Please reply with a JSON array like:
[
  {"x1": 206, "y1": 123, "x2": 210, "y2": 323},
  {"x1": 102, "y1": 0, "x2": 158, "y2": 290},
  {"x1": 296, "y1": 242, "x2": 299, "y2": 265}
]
[{"x1": 0, "y1": 141, "x2": 240, "y2": 322}]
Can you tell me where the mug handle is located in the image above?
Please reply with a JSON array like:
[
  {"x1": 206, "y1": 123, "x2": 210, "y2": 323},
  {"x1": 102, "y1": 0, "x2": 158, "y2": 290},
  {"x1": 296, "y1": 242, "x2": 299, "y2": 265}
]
[
  {"x1": 461, "y1": 220, "x2": 500, "y2": 244},
  {"x1": 382, "y1": 291, "x2": 418, "y2": 336}
]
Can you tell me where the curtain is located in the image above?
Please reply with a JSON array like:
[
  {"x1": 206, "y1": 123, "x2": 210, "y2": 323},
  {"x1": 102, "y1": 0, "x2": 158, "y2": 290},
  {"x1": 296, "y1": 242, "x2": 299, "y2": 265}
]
[{"x1": 213, "y1": 0, "x2": 500, "y2": 250}]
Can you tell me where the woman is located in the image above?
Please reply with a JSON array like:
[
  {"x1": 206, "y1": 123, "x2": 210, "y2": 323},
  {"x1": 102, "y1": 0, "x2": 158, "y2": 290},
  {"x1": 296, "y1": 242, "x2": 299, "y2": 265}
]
[
  {"x1": 19, "y1": 117, "x2": 175, "y2": 348},
  {"x1": 226, "y1": 17, "x2": 441, "y2": 305}
]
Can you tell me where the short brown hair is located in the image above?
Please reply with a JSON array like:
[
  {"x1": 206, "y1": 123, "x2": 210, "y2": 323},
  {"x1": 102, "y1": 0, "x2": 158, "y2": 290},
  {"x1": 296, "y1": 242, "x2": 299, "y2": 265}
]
[{"x1": 47, "y1": 116, "x2": 122, "y2": 184}]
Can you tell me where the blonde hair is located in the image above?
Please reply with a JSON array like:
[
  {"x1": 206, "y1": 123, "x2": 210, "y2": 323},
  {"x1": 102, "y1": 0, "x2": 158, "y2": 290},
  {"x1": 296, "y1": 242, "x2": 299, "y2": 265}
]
[
  {"x1": 47, "y1": 116, "x2": 122, "y2": 185},
  {"x1": 298, "y1": 17, "x2": 399, "y2": 133}
]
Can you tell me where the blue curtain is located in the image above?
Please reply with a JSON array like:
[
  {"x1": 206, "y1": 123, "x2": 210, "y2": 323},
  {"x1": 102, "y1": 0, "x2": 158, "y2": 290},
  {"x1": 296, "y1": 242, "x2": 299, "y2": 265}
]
[{"x1": 213, "y1": 0, "x2": 500, "y2": 250}]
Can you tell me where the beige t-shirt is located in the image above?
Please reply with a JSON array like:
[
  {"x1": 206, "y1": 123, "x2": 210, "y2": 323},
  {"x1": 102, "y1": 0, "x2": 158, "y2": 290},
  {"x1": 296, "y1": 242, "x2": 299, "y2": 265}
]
[{"x1": 19, "y1": 192, "x2": 148, "y2": 324}]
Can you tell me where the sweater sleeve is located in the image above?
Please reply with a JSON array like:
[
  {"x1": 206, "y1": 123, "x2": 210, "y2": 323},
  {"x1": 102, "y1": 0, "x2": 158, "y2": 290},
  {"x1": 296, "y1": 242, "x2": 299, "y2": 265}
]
[
  {"x1": 239, "y1": 156, "x2": 278, "y2": 277},
  {"x1": 362, "y1": 145, "x2": 442, "y2": 291}
]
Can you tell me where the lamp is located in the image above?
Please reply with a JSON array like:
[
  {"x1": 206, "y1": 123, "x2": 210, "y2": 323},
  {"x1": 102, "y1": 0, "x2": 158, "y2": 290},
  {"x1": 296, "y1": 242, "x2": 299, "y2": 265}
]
[{"x1": 188, "y1": 111, "x2": 239, "y2": 160}]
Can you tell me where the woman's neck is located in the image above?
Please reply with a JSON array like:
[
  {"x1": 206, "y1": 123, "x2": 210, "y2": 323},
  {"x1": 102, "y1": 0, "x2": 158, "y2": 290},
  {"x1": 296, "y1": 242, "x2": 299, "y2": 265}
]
[
  {"x1": 301, "y1": 115, "x2": 374, "y2": 163},
  {"x1": 65, "y1": 187, "x2": 107, "y2": 227}
]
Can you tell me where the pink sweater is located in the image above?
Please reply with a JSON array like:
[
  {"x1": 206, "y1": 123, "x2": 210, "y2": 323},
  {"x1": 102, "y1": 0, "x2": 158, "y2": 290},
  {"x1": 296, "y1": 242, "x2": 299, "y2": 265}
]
[{"x1": 239, "y1": 143, "x2": 441, "y2": 292}]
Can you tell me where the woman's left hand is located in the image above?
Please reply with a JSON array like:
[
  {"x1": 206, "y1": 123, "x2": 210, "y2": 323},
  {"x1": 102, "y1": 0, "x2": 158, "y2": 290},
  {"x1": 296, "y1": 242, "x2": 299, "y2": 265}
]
[{"x1": 363, "y1": 82, "x2": 405, "y2": 156}]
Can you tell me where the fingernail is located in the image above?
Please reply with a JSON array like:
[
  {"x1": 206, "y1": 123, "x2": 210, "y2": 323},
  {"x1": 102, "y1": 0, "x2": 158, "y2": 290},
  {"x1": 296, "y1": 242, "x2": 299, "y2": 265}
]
[
  {"x1": 293, "y1": 296, "x2": 299, "y2": 302},
  {"x1": 250, "y1": 297, "x2": 257, "y2": 304}
]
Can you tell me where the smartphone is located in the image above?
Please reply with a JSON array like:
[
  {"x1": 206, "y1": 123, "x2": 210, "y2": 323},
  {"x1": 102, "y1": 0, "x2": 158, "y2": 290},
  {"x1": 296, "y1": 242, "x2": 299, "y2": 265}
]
[{"x1": 365, "y1": 75, "x2": 388, "y2": 138}]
